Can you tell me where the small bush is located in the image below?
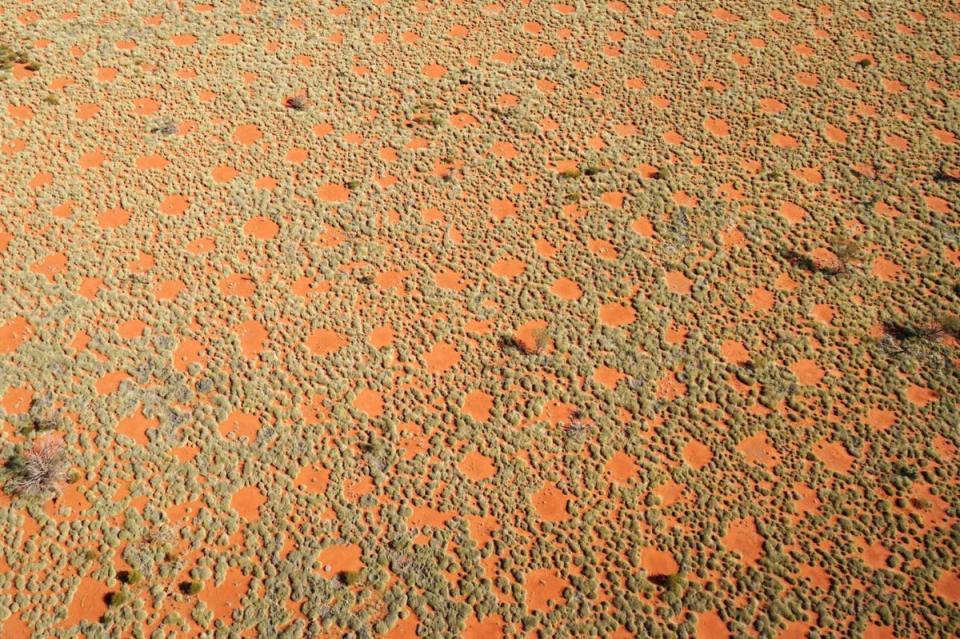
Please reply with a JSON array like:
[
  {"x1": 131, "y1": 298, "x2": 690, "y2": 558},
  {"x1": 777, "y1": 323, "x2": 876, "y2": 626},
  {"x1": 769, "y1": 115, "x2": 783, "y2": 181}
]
[
  {"x1": 498, "y1": 334, "x2": 526, "y2": 354},
  {"x1": 339, "y1": 571, "x2": 361, "y2": 586},
  {"x1": 826, "y1": 236, "x2": 863, "y2": 274},
  {"x1": 530, "y1": 326, "x2": 550, "y2": 355},
  {"x1": 781, "y1": 248, "x2": 818, "y2": 273},
  {"x1": 5, "y1": 435, "x2": 70, "y2": 501},
  {"x1": 121, "y1": 569, "x2": 143, "y2": 585},
  {"x1": 934, "y1": 168, "x2": 960, "y2": 184},
  {"x1": 937, "y1": 313, "x2": 960, "y2": 337},
  {"x1": 499, "y1": 327, "x2": 550, "y2": 356},
  {"x1": 563, "y1": 410, "x2": 589, "y2": 440},
  {"x1": 648, "y1": 572, "x2": 683, "y2": 592},
  {"x1": 1, "y1": 44, "x2": 30, "y2": 71},
  {"x1": 180, "y1": 580, "x2": 203, "y2": 595},
  {"x1": 149, "y1": 120, "x2": 177, "y2": 135},
  {"x1": 27, "y1": 396, "x2": 62, "y2": 432},
  {"x1": 107, "y1": 590, "x2": 129, "y2": 607},
  {"x1": 285, "y1": 96, "x2": 307, "y2": 110},
  {"x1": 882, "y1": 314, "x2": 960, "y2": 352},
  {"x1": 893, "y1": 462, "x2": 918, "y2": 480}
]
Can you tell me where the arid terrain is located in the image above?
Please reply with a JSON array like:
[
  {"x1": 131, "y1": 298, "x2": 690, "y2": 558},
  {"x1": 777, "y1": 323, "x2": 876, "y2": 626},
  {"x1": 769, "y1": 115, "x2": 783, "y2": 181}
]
[{"x1": 1, "y1": 1, "x2": 959, "y2": 637}]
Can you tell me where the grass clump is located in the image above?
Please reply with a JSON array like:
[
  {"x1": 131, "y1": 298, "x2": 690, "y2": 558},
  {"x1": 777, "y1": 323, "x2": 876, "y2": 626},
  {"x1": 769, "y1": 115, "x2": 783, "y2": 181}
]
[
  {"x1": 4, "y1": 435, "x2": 71, "y2": 501},
  {"x1": 180, "y1": 580, "x2": 203, "y2": 595},
  {"x1": 107, "y1": 590, "x2": 130, "y2": 607},
  {"x1": 339, "y1": 570, "x2": 361, "y2": 586},
  {"x1": 121, "y1": 569, "x2": 143, "y2": 585}
]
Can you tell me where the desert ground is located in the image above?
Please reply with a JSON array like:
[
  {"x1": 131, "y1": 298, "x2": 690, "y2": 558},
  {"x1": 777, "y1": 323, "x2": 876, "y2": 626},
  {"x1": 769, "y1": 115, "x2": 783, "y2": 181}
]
[{"x1": 1, "y1": 1, "x2": 959, "y2": 637}]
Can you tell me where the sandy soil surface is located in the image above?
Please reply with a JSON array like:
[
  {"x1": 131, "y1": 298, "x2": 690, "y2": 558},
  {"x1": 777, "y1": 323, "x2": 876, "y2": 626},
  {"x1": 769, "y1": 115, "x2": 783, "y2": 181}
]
[{"x1": 1, "y1": 1, "x2": 959, "y2": 637}]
